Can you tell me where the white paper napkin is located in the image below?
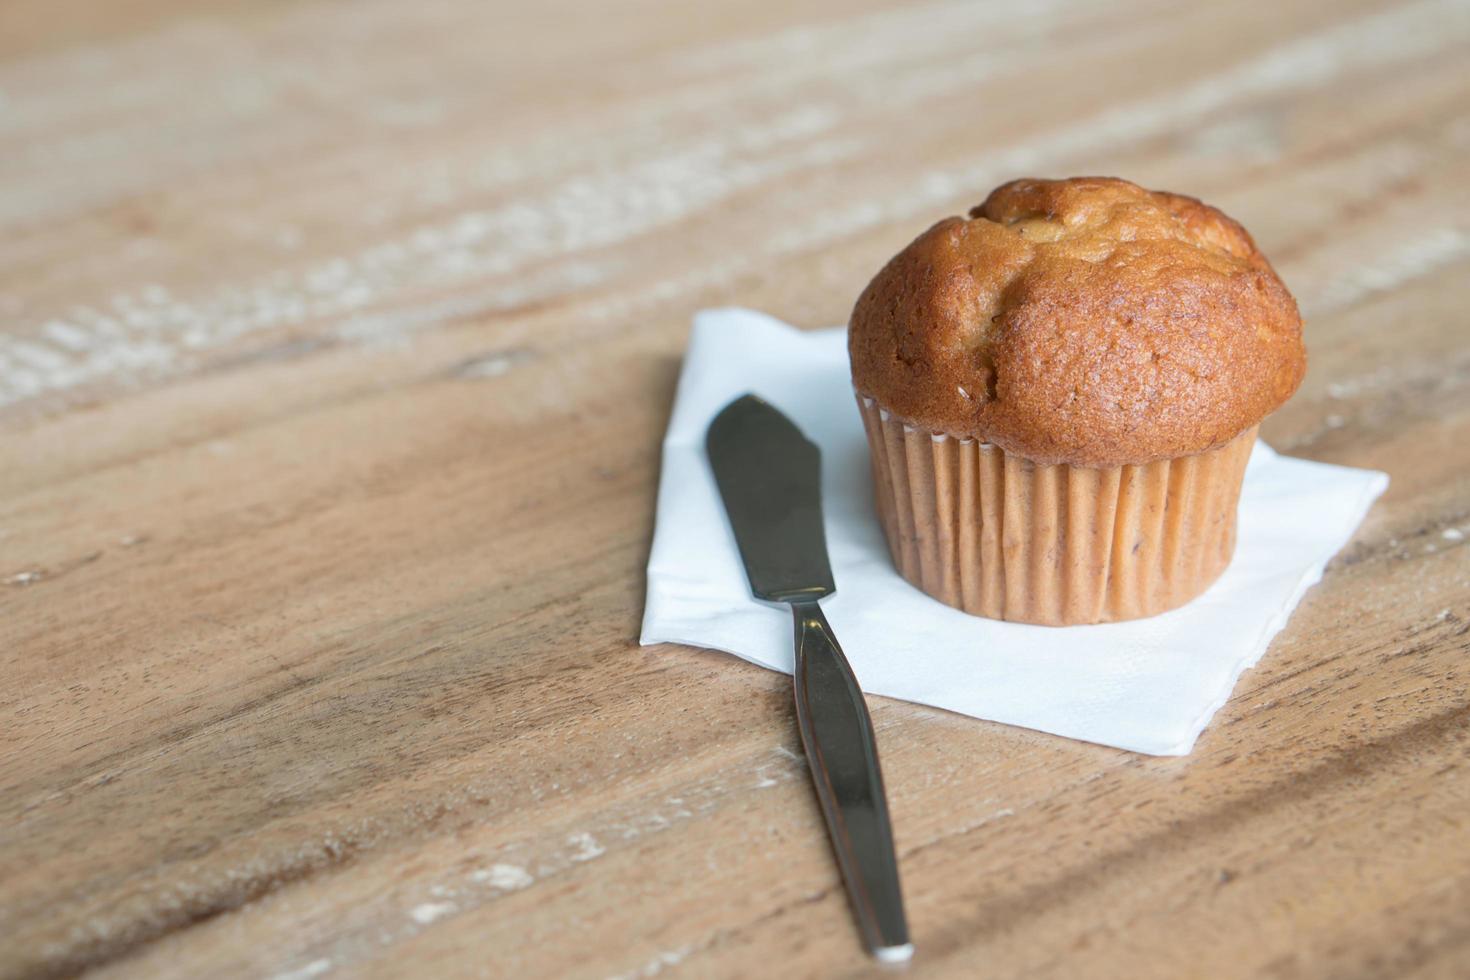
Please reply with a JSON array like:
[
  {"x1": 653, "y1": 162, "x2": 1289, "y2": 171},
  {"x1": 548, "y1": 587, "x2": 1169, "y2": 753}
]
[{"x1": 640, "y1": 309, "x2": 1389, "y2": 755}]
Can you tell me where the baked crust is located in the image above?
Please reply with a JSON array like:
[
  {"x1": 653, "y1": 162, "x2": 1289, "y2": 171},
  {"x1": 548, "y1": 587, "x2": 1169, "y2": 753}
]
[{"x1": 848, "y1": 177, "x2": 1305, "y2": 467}]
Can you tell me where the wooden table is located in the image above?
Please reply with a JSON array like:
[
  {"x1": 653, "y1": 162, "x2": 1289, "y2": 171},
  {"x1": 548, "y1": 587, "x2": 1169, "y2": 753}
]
[{"x1": 4, "y1": 1, "x2": 1468, "y2": 977}]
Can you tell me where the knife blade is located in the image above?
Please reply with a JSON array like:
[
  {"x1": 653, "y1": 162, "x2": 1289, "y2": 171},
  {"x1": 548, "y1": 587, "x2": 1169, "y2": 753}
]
[{"x1": 707, "y1": 394, "x2": 912, "y2": 963}]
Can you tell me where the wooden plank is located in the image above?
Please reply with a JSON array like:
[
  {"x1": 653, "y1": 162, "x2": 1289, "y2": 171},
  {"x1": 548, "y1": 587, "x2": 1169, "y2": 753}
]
[{"x1": 2, "y1": 0, "x2": 1468, "y2": 977}]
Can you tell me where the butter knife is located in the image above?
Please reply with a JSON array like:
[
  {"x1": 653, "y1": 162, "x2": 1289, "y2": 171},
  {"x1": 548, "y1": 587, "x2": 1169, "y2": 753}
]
[{"x1": 707, "y1": 393, "x2": 912, "y2": 963}]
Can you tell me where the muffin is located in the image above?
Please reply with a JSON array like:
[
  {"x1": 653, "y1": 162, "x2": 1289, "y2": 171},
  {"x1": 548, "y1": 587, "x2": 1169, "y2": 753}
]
[{"x1": 849, "y1": 177, "x2": 1305, "y2": 625}]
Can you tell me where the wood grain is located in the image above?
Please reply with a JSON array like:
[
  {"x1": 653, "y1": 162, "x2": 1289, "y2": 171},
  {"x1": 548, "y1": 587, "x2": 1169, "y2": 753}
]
[{"x1": 2, "y1": 0, "x2": 1468, "y2": 977}]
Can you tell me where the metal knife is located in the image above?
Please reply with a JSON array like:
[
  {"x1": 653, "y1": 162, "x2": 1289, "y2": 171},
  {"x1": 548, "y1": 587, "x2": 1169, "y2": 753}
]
[{"x1": 706, "y1": 393, "x2": 912, "y2": 964}]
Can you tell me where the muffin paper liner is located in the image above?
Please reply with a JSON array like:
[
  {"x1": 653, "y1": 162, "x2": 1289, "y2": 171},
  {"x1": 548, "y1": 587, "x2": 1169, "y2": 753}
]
[{"x1": 858, "y1": 395, "x2": 1257, "y2": 625}]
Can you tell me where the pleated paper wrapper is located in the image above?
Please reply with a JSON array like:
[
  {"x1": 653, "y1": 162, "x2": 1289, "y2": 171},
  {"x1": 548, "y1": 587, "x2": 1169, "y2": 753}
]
[{"x1": 857, "y1": 395, "x2": 1257, "y2": 626}]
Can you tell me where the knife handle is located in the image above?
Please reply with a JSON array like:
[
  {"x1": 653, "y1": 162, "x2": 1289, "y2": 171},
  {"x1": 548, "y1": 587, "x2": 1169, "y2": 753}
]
[{"x1": 790, "y1": 600, "x2": 912, "y2": 963}]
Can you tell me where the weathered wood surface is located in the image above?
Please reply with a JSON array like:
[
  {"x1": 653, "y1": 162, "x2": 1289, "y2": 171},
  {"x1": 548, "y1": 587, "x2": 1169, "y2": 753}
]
[{"x1": 2, "y1": 0, "x2": 1469, "y2": 977}]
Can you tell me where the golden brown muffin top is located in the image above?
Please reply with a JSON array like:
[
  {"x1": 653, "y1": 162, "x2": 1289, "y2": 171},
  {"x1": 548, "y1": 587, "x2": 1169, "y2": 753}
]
[{"x1": 848, "y1": 177, "x2": 1305, "y2": 467}]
